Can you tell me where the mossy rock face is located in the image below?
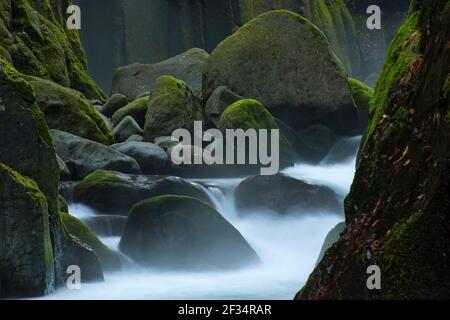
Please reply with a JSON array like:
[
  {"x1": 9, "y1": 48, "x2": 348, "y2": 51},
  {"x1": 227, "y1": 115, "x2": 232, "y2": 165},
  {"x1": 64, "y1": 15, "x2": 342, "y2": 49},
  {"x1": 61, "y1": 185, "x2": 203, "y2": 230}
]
[
  {"x1": 119, "y1": 195, "x2": 261, "y2": 270},
  {"x1": 0, "y1": 164, "x2": 54, "y2": 298},
  {"x1": 60, "y1": 212, "x2": 121, "y2": 272},
  {"x1": 111, "y1": 96, "x2": 149, "y2": 128},
  {"x1": 0, "y1": 46, "x2": 12, "y2": 64},
  {"x1": 143, "y1": 76, "x2": 203, "y2": 141},
  {"x1": 27, "y1": 77, "x2": 113, "y2": 145},
  {"x1": 218, "y1": 99, "x2": 295, "y2": 169},
  {"x1": 0, "y1": 0, "x2": 104, "y2": 99},
  {"x1": 111, "y1": 48, "x2": 209, "y2": 100},
  {"x1": 52, "y1": 130, "x2": 141, "y2": 179},
  {"x1": 315, "y1": 222, "x2": 345, "y2": 266},
  {"x1": 235, "y1": 173, "x2": 341, "y2": 215},
  {"x1": 0, "y1": 56, "x2": 104, "y2": 294},
  {"x1": 0, "y1": 59, "x2": 59, "y2": 217},
  {"x1": 297, "y1": 1, "x2": 450, "y2": 300},
  {"x1": 73, "y1": 170, "x2": 212, "y2": 215},
  {"x1": 204, "y1": 10, "x2": 359, "y2": 135},
  {"x1": 348, "y1": 77, "x2": 374, "y2": 130}
]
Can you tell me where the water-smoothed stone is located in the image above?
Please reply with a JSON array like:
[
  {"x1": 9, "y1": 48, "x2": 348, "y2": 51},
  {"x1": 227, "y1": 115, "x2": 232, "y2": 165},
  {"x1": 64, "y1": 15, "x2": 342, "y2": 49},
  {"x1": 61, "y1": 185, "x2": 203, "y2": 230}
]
[
  {"x1": 111, "y1": 141, "x2": 168, "y2": 174},
  {"x1": 52, "y1": 130, "x2": 141, "y2": 179},
  {"x1": 119, "y1": 195, "x2": 261, "y2": 270},
  {"x1": 113, "y1": 116, "x2": 143, "y2": 143},
  {"x1": 73, "y1": 170, "x2": 212, "y2": 215},
  {"x1": 235, "y1": 173, "x2": 341, "y2": 215}
]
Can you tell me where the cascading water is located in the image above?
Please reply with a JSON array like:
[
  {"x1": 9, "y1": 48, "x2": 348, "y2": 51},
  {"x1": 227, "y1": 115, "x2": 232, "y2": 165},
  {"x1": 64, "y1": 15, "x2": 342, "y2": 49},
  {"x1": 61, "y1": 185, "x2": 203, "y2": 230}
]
[{"x1": 41, "y1": 138, "x2": 361, "y2": 300}]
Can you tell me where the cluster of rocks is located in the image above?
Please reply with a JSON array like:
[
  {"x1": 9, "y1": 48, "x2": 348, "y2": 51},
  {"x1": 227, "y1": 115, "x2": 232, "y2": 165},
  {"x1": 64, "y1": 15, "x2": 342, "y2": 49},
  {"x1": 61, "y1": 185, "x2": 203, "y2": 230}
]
[{"x1": 0, "y1": 5, "x2": 374, "y2": 299}]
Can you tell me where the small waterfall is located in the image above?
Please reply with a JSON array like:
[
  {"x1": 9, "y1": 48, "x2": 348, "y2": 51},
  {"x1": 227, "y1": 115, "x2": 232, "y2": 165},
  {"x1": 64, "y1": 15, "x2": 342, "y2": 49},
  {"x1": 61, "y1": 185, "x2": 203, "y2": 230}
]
[{"x1": 45, "y1": 137, "x2": 360, "y2": 300}]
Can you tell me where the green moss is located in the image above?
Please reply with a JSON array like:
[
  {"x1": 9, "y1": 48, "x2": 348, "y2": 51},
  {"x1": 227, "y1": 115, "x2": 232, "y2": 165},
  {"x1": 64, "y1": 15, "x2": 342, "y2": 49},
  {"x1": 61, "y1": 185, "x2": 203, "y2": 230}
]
[
  {"x1": 366, "y1": 12, "x2": 420, "y2": 139},
  {"x1": 4, "y1": 0, "x2": 105, "y2": 99},
  {"x1": 111, "y1": 96, "x2": 149, "y2": 127},
  {"x1": 27, "y1": 76, "x2": 113, "y2": 145},
  {"x1": 218, "y1": 99, "x2": 279, "y2": 130},
  {"x1": 348, "y1": 78, "x2": 374, "y2": 110},
  {"x1": 77, "y1": 170, "x2": 133, "y2": 191},
  {"x1": 60, "y1": 212, "x2": 120, "y2": 271}
]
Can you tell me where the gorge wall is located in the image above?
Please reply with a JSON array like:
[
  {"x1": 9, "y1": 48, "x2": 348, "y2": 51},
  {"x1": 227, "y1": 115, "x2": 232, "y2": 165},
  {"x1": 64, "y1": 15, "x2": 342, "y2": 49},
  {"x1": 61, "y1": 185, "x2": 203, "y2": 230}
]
[{"x1": 297, "y1": 0, "x2": 450, "y2": 299}]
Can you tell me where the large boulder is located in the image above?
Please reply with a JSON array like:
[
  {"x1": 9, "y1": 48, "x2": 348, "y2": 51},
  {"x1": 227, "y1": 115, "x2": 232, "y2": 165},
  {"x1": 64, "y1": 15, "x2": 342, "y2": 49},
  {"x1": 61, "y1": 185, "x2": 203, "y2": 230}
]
[
  {"x1": 203, "y1": 10, "x2": 359, "y2": 135},
  {"x1": 119, "y1": 195, "x2": 261, "y2": 270},
  {"x1": 60, "y1": 212, "x2": 121, "y2": 272},
  {"x1": 113, "y1": 116, "x2": 143, "y2": 143},
  {"x1": 217, "y1": 99, "x2": 295, "y2": 170},
  {"x1": 205, "y1": 86, "x2": 243, "y2": 127},
  {"x1": 27, "y1": 77, "x2": 113, "y2": 145},
  {"x1": 111, "y1": 96, "x2": 149, "y2": 128},
  {"x1": 0, "y1": 164, "x2": 54, "y2": 298},
  {"x1": 0, "y1": 59, "x2": 60, "y2": 217},
  {"x1": 111, "y1": 48, "x2": 208, "y2": 100},
  {"x1": 51, "y1": 130, "x2": 141, "y2": 179},
  {"x1": 111, "y1": 141, "x2": 169, "y2": 174},
  {"x1": 73, "y1": 170, "x2": 212, "y2": 215},
  {"x1": 235, "y1": 173, "x2": 341, "y2": 215},
  {"x1": 143, "y1": 76, "x2": 203, "y2": 141}
]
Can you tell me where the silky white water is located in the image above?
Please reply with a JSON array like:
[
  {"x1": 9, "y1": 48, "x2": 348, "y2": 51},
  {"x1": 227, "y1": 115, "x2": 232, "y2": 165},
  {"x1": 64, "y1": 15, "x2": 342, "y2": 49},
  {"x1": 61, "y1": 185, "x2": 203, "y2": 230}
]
[{"x1": 42, "y1": 139, "x2": 359, "y2": 300}]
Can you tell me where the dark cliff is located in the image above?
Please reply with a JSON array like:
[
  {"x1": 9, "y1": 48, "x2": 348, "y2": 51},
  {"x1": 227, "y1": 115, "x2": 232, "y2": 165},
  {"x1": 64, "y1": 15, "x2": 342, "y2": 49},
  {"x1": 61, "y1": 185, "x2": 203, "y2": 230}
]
[{"x1": 297, "y1": 0, "x2": 450, "y2": 299}]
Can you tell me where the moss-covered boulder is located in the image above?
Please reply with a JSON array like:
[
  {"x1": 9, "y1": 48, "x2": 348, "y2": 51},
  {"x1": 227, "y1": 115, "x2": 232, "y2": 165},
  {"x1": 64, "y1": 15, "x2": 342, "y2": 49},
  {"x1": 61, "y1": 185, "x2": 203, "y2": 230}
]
[
  {"x1": 73, "y1": 170, "x2": 212, "y2": 215},
  {"x1": 113, "y1": 116, "x2": 143, "y2": 143},
  {"x1": 348, "y1": 77, "x2": 374, "y2": 130},
  {"x1": 111, "y1": 48, "x2": 209, "y2": 100},
  {"x1": 111, "y1": 96, "x2": 149, "y2": 128},
  {"x1": 0, "y1": 164, "x2": 54, "y2": 298},
  {"x1": 0, "y1": 59, "x2": 104, "y2": 294},
  {"x1": 143, "y1": 76, "x2": 203, "y2": 141},
  {"x1": 204, "y1": 10, "x2": 359, "y2": 135},
  {"x1": 27, "y1": 77, "x2": 113, "y2": 145},
  {"x1": 205, "y1": 86, "x2": 243, "y2": 127},
  {"x1": 119, "y1": 195, "x2": 260, "y2": 270},
  {"x1": 217, "y1": 99, "x2": 294, "y2": 169},
  {"x1": 102, "y1": 93, "x2": 128, "y2": 117},
  {"x1": 111, "y1": 141, "x2": 168, "y2": 174},
  {"x1": 52, "y1": 130, "x2": 141, "y2": 179},
  {"x1": 235, "y1": 173, "x2": 341, "y2": 215},
  {"x1": 60, "y1": 212, "x2": 121, "y2": 272},
  {"x1": 0, "y1": 45, "x2": 12, "y2": 64},
  {"x1": 0, "y1": 0, "x2": 104, "y2": 99}
]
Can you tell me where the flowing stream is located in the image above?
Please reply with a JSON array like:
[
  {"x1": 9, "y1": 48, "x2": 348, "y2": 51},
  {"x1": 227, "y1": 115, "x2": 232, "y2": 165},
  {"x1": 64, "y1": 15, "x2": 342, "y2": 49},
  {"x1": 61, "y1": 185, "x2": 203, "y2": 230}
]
[{"x1": 42, "y1": 137, "x2": 360, "y2": 300}]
